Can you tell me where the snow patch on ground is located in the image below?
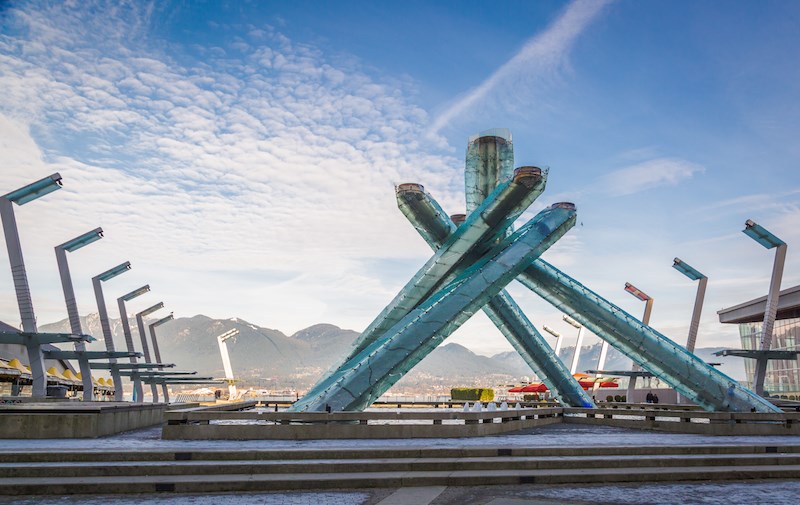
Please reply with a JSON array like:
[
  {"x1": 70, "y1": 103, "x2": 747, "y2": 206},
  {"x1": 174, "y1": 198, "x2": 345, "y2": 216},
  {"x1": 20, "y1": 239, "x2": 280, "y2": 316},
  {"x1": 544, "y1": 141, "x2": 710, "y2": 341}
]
[{"x1": 517, "y1": 480, "x2": 800, "y2": 505}]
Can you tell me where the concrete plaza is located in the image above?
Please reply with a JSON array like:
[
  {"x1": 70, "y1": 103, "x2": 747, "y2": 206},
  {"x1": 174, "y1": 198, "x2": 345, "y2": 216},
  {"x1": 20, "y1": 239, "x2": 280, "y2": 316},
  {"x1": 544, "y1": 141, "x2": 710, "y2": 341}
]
[{"x1": 2, "y1": 423, "x2": 800, "y2": 504}]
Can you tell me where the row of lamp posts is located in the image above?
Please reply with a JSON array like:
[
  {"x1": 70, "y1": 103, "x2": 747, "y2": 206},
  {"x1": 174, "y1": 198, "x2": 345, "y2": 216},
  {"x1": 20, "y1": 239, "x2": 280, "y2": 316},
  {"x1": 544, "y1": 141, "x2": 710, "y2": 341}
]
[
  {"x1": 540, "y1": 219, "x2": 785, "y2": 399},
  {"x1": 2, "y1": 174, "x2": 176, "y2": 401},
  {"x1": 4, "y1": 174, "x2": 786, "y2": 400}
]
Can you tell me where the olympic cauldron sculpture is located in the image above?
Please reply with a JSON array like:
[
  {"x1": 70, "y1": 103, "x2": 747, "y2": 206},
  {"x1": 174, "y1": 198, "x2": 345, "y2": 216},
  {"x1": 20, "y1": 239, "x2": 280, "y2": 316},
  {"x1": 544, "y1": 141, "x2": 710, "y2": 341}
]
[{"x1": 291, "y1": 130, "x2": 778, "y2": 414}]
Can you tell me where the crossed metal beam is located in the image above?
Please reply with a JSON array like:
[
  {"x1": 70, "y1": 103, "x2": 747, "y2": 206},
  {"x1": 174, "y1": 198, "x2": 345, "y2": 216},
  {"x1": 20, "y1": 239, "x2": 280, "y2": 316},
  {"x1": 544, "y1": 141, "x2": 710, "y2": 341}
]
[{"x1": 294, "y1": 131, "x2": 778, "y2": 414}]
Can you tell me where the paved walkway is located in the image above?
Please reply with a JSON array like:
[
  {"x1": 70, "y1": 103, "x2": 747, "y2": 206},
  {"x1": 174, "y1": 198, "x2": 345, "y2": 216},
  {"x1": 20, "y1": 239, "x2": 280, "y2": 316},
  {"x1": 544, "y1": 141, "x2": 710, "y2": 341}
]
[
  {"x1": 432, "y1": 481, "x2": 800, "y2": 504},
  {"x1": 377, "y1": 486, "x2": 446, "y2": 504},
  {"x1": 2, "y1": 481, "x2": 800, "y2": 505}
]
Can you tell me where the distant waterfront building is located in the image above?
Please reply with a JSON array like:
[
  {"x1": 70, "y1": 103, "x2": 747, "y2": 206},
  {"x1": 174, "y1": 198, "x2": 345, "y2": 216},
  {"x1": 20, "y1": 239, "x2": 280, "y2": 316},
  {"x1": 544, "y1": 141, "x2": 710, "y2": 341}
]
[{"x1": 718, "y1": 285, "x2": 800, "y2": 397}]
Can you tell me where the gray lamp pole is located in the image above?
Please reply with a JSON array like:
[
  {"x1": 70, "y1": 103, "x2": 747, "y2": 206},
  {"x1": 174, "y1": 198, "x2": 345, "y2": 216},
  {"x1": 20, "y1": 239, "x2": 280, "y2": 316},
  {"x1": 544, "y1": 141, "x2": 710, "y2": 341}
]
[
  {"x1": 55, "y1": 227, "x2": 103, "y2": 400},
  {"x1": 563, "y1": 315, "x2": 584, "y2": 375},
  {"x1": 595, "y1": 337, "x2": 610, "y2": 380},
  {"x1": 92, "y1": 261, "x2": 131, "y2": 401},
  {"x1": 543, "y1": 325, "x2": 563, "y2": 357},
  {"x1": 743, "y1": 219, "x2": 787, "y2": 395},
  {"x1": 1, "y1": 173, "x2": 63, "y2": 397},
  {"x1": 672, "y1": 258, "x2": 708, "y2": 353},
  {"x1": 624, "y1": 282, "x2": 654, "y2": 400},
  {"x1": 136, "y1": 302, "x2": 164, "y2": 402},
  {"x1": 149, "y1": 314, "x2": 174, "y2": 402},
  {"x1": 625, "y1": 282, "x2": 654, "y2": 326},
  {"x1": 217, "y1": 329, "x2": 240, "y2": 400},
  {"x1": 117, "y1": 285, "x2": 150, "y2": 402}
]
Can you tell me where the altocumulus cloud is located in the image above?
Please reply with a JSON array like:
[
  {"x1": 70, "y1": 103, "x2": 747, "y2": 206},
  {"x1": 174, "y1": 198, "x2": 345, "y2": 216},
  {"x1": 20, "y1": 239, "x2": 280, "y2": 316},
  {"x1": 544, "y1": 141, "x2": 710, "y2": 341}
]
[{"x1": 0, "y1": 1, "x2": 465, "y2": 331}]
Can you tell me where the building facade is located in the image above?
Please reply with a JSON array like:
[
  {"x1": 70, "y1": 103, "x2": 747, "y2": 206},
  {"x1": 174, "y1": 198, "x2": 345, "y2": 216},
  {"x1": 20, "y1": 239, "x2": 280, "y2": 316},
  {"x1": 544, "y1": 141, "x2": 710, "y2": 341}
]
[{"x1": 719, "y1": 285, "x2": 800, "y2": 398}]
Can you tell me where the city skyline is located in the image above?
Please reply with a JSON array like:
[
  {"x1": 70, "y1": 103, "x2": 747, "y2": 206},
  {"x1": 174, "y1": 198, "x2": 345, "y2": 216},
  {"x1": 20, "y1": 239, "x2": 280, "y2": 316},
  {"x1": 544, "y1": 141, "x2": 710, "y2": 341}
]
[{"x1": 1, "y1": 0, "x2": 798, "y2": 356}]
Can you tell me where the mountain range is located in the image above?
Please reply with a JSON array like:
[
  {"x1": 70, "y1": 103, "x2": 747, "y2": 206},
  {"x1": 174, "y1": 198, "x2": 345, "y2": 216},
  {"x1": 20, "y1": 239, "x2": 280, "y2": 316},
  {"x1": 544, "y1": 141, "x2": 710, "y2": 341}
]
[{"x1": 39, "y1": 314, "x2": 746, "y2": 391}]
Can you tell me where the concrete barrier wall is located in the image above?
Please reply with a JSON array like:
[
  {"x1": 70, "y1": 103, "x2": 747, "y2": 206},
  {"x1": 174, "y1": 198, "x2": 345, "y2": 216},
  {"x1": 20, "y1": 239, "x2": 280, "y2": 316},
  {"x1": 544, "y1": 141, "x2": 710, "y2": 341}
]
[
  {"x1": 3, "y1": 401, "x2": 798, "y2": 439},
  {"x1": 163, "y1": 403, "x2": 800, "y2": 439},
  {"x1": 163, "y1": 406, "x2": 562, "y2": 440},
  {"x1": 0, "y1": 402, "x2": 198, "y2": 438},
  {"x1": 563, "y1": 407, "x2": 800, "y2": 436},
  {"x1": 163, "y1": 414, "x2": 561, "y2": 440}
]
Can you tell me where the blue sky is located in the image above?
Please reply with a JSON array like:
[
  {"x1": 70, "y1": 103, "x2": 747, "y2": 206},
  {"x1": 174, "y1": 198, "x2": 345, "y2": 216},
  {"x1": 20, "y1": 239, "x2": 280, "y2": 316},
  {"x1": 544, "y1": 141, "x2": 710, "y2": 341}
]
[{"x1": 0, "y1": 0, "x2": 798, "y2": 357}]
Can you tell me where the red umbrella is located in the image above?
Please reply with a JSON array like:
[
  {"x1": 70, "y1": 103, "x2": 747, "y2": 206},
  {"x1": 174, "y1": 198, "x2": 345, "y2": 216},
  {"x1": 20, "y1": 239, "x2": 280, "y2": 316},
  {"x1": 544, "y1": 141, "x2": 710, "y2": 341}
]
[
  {"x1": 577, "y1": 380, "x2": 619, "y2": 389},
  {"x1": 509, "y1": 379, "x2": 618, "y2": 393},
  {"x1": 519, "y1": 383, "x2": 548, "y2": 393}
]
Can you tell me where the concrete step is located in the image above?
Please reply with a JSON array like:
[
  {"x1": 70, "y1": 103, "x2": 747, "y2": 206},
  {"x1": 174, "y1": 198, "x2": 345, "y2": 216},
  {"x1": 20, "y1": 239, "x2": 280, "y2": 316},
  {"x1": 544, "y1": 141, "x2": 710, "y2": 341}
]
[
  {"x1": 3, "y1": 443, "x2": 799, "y2": 463},
  {"x1": 3, "y1": 453, "x2": 800, "y2": 479},
  {"x1": 6, "y1": 444, "x2": 799, "y2": 496},
  {"x1": 3, "y1": 464, "x2": 800, "y2": 495}
]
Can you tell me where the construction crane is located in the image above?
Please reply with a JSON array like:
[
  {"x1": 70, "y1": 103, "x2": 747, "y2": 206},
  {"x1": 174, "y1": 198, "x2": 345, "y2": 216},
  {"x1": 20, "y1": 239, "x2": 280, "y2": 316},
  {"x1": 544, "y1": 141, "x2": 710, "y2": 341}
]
[{"x1": 216, "y1": 329, "x2": 239, "y2": 400}]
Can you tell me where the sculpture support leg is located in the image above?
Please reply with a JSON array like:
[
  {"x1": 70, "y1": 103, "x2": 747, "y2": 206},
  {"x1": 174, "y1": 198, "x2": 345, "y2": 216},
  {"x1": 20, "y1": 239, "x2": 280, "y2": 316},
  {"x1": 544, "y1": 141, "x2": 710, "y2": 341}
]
[
  {"x1": 301, "y1": 204, "x2": 576, "y2": 411},
  {"x1": 293, "y1": 169, "x2": 548, "y2": 412},
  {"x1": 518, "y1": 260, "x2": 780, "y2": 413},
  {"x1": 395, "y1": 185, "x2": 592, "y2": 407}
]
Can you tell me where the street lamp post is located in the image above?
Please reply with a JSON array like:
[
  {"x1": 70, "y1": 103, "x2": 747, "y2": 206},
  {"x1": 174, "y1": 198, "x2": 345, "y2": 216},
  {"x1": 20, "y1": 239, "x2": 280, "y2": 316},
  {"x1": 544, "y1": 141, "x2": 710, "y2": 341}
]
[
  {"x1": 543, "y1": 325, "x2": 563, "y2": 357},
  {"x1": 92, "y1": 261, "x2": 131, "y2": 401},
  {"x1": 136, "y1": 302, "x2": 165, "y2": 402},
  {"x1": 1, "y1": 173, "x2": 63, "y2": 397},
  {"x1": 149, "y1": 314, "x2": 174, "y2": 402},
  {"x1": 743, "y1": 219, "x2": 787, "y2": 396},
  {"x1": 624, "y1": 282, "x2": 654, "y2": 400},
  {"x1": 217, "y1": 329, "x2": 240, "y2": 400},
  {"x1": 624, "y1": 282, "x2": 654, "y2": 326},
  {"x1": 672, "y1": 258, "x2": 708, "y2": 353},
  {"x1": 117, "y1": 285, "x2": 150, "y2": 402},
  {"x1": 55, "y1": 227, "x2": 103, "y2": 400},
  {"x1": 563, "y1": 315, "x2": 584, "y2": 375},
  {"x1": 595, "y1": 338, "x2": 610, "y2": 381}
]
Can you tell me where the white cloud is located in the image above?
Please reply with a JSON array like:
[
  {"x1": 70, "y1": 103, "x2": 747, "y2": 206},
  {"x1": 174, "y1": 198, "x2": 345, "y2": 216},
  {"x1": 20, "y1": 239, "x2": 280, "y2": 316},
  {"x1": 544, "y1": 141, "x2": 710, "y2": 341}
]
[
  {"x1": 0, "y1": 115, "x2": 48, "y2": 174},
  {"x1": 601, "y1": 158, "x2": 705, "y2": 196},
  {"x1": 697, "y1": 189, "x2": 800, "y2": 214},
  {"x1": 428, "y1": 0, "x2": 614, "y2": 137},
  {"x1": 2, "y1": 0, "x2": 793, "y2": 361},
  {"x1": 0, "y1": 1, "x2": 461, "y2": 334}
]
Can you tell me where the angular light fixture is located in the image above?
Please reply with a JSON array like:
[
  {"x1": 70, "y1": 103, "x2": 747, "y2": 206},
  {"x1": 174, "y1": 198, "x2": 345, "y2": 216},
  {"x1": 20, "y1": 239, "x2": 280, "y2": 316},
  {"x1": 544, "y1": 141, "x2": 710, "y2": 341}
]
[
  {"x1": 96, "y1": 261, "x2": 131, "y2": 282},
  {"x1": 562, "y1": 314, "x2": 582, "y2": 329},
  {"x1": 3, "y1": 173, "x2": 62, "y2": 205},
  {"x1": 672, "y1": 257, "x2": 705, "y2": 281},
  {"x1": 624, "y1": 282, "x2": 651, "y2": 302},
  {"x1": 120, "y1": 285, "x2": 150, "y2": 302},
  {"x1": 543, "y1": 325, "x2": 560, "y2": 338},
  {"x1": 58, "y1": 227, "x2": 103, "y2": 252},
  {"x1": 743, "y1": 219, "x2": 785, "y2": 249}
]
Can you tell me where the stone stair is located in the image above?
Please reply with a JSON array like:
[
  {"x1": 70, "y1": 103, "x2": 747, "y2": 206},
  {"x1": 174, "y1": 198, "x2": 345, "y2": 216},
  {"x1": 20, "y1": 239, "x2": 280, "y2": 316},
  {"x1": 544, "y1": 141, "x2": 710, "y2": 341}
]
[{"x1": 2, "y1": 444, "x2": 800, "y2": 495}]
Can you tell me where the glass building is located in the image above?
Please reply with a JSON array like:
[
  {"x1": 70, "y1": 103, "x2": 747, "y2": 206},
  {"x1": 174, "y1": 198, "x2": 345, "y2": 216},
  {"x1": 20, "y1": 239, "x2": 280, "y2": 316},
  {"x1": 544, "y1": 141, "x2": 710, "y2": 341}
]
[{"x1": 719, "y1": 285, "x2": 800, "y2": 398}]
